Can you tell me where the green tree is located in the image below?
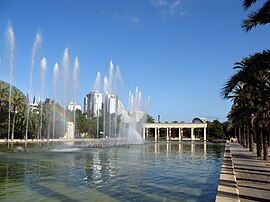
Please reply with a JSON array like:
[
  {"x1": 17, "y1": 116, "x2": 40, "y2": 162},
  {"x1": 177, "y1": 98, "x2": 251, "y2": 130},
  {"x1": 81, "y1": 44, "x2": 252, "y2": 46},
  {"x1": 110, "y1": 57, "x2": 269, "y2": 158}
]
[
  {"x1": 211, "y1": 120, "x2": 225, "y2": 139},
  {"x1": 76, "y1": 113, "x2": 90, "y2": 135}
]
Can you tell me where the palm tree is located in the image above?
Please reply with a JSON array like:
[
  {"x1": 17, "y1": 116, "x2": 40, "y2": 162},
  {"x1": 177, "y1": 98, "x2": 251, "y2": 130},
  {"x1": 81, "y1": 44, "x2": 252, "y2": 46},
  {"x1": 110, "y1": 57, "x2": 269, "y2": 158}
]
[
  {"x1": 242, "y1": 0, "x2": 270, "y2": 31},
  {"x1": 11, "y1": 89, "x2": 26, "y2": 140}
]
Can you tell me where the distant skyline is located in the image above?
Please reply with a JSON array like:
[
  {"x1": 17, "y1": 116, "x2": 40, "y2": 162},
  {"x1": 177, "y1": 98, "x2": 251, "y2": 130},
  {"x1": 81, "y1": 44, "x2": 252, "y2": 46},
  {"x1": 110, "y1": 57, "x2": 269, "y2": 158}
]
[{"x1": 0, "y1": 0, "x2": 269, "y2": 123}]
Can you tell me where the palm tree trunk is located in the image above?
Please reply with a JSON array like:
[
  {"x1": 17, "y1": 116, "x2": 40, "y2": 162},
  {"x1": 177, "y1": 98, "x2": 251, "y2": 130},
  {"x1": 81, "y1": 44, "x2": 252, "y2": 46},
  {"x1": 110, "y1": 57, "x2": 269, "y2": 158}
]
[
  {"x1": 267, "y1": 127, "x2": 270, "y2": 147},
  {"x1": 11, "y1": 109, "x2": 16, "y2": 141},
  {"x1": 263, "y1": 127, "x2": 268, "y2": 160},
  {"x1": 249, "y1": 122, "x2": 255, "y2": 152},
  {"x1": 238, "y1": 127, "x2": 242, "y2": 144},
  {"x1": 246, "y1": 122, "x2": 250, "y2": 149},
  {"x1": 257, "y1": 128, "x2": 263, "y2": 157},
  {"x1": 242, "y1": 122, "x2": 247, "y2": 147}
]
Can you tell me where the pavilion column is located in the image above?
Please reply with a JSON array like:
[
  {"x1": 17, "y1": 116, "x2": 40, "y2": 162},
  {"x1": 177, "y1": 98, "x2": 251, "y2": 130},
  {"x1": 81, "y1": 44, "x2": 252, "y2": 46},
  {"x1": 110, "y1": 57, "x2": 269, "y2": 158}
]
[
  {"x1": 146, "y1": 128, "x2": 149, "y2": 141},
  {"x1": 155, "y1": 128, "x2": 157, "y2": 142},
  {"x1": 157, "y1": 128, "x2": 160, "y2": 142},
  {"x1": 143, "y1": 127, "x2": 146, "y2": 140},
  {"x1": 203, "y1": 127, "x2": 206, "y2": 141},
  {"x1": 191, "y1": 128, "x2": 194, "y2": 141},
  {"x1": 169, "y1": 128, "x2": 171, "y2": 141}
]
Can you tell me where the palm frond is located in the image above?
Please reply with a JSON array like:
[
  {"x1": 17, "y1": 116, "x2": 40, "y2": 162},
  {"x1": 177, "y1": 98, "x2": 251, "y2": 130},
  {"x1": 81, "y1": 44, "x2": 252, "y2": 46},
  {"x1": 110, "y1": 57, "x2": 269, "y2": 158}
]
[
  {"x1": 242, "y1": 1, "x2": 270, "y2": 31},
  {"x1": 243, "y1": 0, "x2": 258, "y2": 10}
]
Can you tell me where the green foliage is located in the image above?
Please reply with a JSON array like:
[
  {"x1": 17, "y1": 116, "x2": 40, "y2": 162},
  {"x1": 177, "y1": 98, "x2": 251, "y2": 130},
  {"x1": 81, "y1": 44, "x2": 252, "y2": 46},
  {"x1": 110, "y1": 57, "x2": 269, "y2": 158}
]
[
  {"x1": 212, "y1": 120, "x2": 225, "y2": 139},
  {"x1": 147, "y1": 114, "x2": 155, "y2": 123},
  {"x1": 206, "y1": 120, "x2": 228, "y2": 139}
]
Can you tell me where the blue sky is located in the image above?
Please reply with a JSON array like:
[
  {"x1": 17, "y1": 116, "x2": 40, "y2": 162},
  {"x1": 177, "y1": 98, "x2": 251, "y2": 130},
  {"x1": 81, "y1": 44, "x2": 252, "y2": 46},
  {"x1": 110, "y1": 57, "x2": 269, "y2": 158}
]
[{"x1": 0, "y1": 0, "x2": 269, "y2": 123}]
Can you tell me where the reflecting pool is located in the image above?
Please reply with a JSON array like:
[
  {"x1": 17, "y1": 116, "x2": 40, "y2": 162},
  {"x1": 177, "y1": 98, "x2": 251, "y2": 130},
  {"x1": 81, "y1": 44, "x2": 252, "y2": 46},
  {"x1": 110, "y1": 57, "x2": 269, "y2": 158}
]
[{"x1": 0, "y1": 141, "x2": 224, "y2": 201}]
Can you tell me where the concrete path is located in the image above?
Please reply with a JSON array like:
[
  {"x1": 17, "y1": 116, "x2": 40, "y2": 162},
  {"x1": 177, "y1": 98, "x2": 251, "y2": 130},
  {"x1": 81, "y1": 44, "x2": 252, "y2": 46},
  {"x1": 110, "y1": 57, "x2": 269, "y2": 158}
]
[
  {"x1": 230, "y1": 142, "x2": 270, "y2": 202},
  {"x1": 216, "y1": 141, "x2": 270, "y2": 202}
]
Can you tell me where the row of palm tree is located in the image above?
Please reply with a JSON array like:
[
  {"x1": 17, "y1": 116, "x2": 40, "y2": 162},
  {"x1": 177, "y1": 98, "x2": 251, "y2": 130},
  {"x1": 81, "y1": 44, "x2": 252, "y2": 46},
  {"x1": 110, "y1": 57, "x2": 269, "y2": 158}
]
[
  {"x1": 222, "y1": 0, "x2": 270, "y2": 160},
  {"x1": 0, "y1": 80, "x2": 66, "y2": 140},
  {"x1": 222, "y1": 50, "x2": 270, "y2": 160}
]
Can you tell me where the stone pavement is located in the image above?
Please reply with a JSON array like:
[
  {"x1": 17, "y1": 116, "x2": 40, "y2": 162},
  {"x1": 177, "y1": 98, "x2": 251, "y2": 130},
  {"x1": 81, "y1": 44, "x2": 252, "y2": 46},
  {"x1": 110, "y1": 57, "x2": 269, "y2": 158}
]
[{"x1": 216, "y1": 141, "x2": 270, "y2": 202}]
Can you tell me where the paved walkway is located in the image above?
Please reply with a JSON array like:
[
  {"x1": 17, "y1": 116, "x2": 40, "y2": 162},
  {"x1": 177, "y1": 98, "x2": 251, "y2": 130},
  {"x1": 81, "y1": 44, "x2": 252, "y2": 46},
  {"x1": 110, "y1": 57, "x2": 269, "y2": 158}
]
[{"x1": 216, "y1": 141, "x2": 270, "y2": 202}]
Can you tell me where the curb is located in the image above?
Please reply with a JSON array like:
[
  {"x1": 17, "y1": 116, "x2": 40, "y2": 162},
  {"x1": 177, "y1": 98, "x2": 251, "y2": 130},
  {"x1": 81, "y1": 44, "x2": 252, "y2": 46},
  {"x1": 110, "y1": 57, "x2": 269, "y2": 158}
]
[{"x1": 215, "y1": 141, "x2": 240, "y2": 202}]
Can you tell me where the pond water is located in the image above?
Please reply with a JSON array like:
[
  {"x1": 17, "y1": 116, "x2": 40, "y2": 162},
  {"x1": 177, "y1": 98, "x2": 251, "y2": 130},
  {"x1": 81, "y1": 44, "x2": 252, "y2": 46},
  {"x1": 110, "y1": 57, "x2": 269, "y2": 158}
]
[{"x1": 0, "y1": 141, "x2": 224, "y2": 202}]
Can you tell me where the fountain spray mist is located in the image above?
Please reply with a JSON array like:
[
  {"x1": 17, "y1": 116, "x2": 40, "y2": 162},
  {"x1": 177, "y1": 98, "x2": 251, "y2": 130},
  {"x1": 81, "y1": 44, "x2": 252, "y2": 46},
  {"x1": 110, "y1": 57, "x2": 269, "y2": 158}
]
[
  {"x1": 26, "y1": 32, "x2": 42, "y2": 140},
  {"x1": 52, "y1": 63, "x2": 59, "y2": 140},
  {"x1": 39, "y1": 58, "x2": 47, "y2": 139},
  {"x1": 7, "y1": 22, "x2": 14, "y2": 146},
  {"x1": 124, "y1": 87, "x2": 149, "y2": 144},
  {"x1": 62, "y1": 48, "x2": 69, "y2": 136},
  {"x1": 72, "y1": 57, "x2": 79, "y2": 137}
]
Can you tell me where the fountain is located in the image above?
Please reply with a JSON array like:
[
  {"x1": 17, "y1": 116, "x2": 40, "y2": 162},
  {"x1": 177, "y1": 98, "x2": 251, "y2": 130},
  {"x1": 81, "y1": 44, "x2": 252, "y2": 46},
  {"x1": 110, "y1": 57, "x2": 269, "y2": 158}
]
[
  {"x1": 89, "y1": 61, "x2": 150, "y2": 145},
  {"x1": 2, "y1": 22, "x2": 150, "y2": 146}
]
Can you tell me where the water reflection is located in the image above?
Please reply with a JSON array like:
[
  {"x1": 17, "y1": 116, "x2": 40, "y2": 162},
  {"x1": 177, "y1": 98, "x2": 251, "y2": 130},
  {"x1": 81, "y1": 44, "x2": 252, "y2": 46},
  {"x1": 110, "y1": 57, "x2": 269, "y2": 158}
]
[
  {"x1": 0, "y1": 142, "x2": 224, "y2": 201},
  {"x1": 191, "y1": 142, "x2": 195, "y2": 155}
]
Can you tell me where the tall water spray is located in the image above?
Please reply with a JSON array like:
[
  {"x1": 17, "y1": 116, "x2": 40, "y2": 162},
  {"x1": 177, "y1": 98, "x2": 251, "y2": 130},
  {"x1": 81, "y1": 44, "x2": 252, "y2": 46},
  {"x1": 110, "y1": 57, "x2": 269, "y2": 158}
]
[
  {"x1": 72, "y1": 57, "x2": 79, "y2": 137},
  {"x1": 52, "y1": 63, "x2": 59, "y2": 140},
  {"x1": 39, "y1": 58, "x2": 47, "y2": 139},
  {"x1": 103, "y1": 76, "x2": 108, "y2": 137},
  {"x1": 62, "y1": 48, "x2": 69, "y2": 136},
  {"x1": 25, "y1": 32, "x2": 42, "y2": 140},
  {"x1": 6, "y1": 22, "x2": 14, "y2": 145},
  {"x1": 93, "y1": 72, "x2": 101, "y2": 92},
  {"x1": 93, "y1": 72, "x2": 101, "y2": 139},
  {"x1": 108, "y1": 61, "x2": 114, "y2": 136},
  {"x1": 114, "y1": 65, "x2": 124, "y2": 95},
  {"x1": 108, "y1": 60, "x2": 114, "y2": 93}
]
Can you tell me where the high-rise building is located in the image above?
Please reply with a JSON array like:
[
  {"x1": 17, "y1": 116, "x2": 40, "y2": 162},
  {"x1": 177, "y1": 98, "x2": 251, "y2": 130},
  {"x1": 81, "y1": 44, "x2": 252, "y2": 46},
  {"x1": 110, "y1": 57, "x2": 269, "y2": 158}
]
[
  {"x1": 84, "y1": 91, "x2": 102, "y2": 117},
  {"x1": 67, "y1": 102, "x2": 82, "y2": 111},
  {"x1": 104, "y1": 93, "x2": 118, "y2": 114}
]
